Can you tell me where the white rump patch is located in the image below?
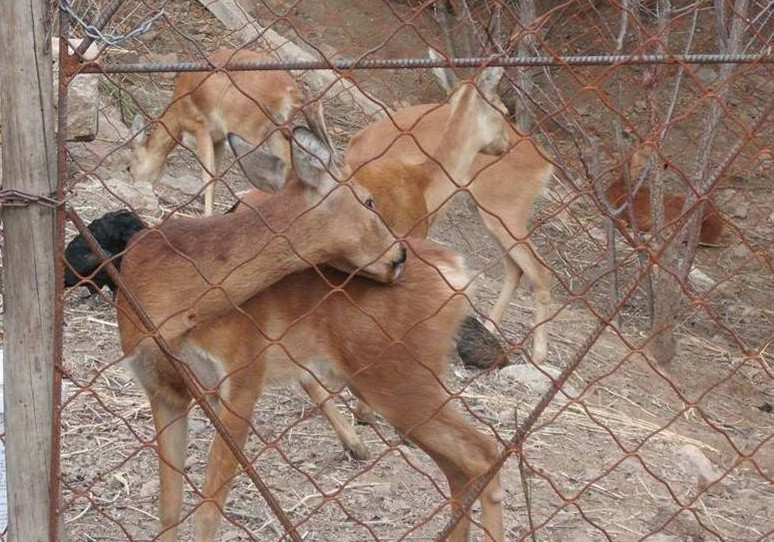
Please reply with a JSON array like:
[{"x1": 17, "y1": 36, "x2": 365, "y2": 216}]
[{"x1": 179, "y1": 341, "x2": 229, "y2": 396}]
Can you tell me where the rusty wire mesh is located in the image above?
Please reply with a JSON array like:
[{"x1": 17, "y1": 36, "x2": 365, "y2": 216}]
[{"x1": 4, "y1": 0, "x2": 769, "y2": 540}]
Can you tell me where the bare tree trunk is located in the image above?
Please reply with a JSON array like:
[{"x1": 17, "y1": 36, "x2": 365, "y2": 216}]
[
  {"x1": 436, "y1": 1, "x2": 459, "y2": 61},
  {"x1": 0, "y1": 0, "x2": 58, "y2": 540},
  {"x1": 645, "y1": 0, "x2": 678, "y2": 364},
  {"x1": 605, "y1": 0, "x2": 632, "y2": 320},
  {"x1": 515, "y1": 0, "x2": 536, "y2": 132},
  {"x1": 434, "y1": 0, "x2": 478, "y2": 80},
  {"x1": 647, "y1": 0, "x2": 750, "y2": 364},
  {"x1": 450, "y1": 0, "x2": 476, "y2": 59}
]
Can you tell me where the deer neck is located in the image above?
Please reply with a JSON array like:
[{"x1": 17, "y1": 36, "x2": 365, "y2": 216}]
[
  {"x1": 232, "y1": 180, "x2": 346, "y2": 266},
  {"x1": 146, "y1": 115, "x2": 182, "y2": 160},
  {"x1": 130, "y1": 182, "x2": 348, "y2": 342},
  {"x1": 418, "y1": 128, "x2": 482, "y2": 214}
]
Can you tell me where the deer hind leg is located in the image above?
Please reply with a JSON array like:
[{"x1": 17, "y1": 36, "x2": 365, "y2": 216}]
[
  {"x1": 487, "y1": 250, "x2": 523, "y2": 331},
  {"x1": 353, "y1": 399, "x2": 377, "y2": 425},
  {"x1": 509, "y1": 243, "x2": 551, "y2": 364},
  {"x1": 149, "y1": 394, "x2": 190, "y2": 542},
  {"x1": 479, "y1": 212, "x2": 551, "y2": 364},
  {"x1": 194, "y1": 128, "x2": 216, "y2": 216},
  {"x1": 213, "y1": 139, "x2": 226, "y2": 179},
  {"x1": 300, "y1": 378, "x2": 369, "y2": 460},
  {"x1": 351, "y1": 378, "x2": 504, "y2": 542},
  {"x1": 194, "y1": 374, "x2": 263, "y2": 542}
]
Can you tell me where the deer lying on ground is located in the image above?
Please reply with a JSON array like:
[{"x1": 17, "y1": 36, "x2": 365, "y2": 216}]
[
  {"x1": 120, "y1": 218, "x2": 504, "y2": 542},
  {"x1": 129, "y1": 48, "x2": 300, "y2": 215},
  {"x1": 605, "y1": 146, "x2": 724, "y2": 245},
  {"x1": 346, "y1": 60, "x2": 554, "y2": 364}
]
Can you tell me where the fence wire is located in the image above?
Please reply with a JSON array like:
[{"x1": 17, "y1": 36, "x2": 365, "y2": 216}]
[{"x1": 3, "y1": 0, "x2": 771, "y2": 540}]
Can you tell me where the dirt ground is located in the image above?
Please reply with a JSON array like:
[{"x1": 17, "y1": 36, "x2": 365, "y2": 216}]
[{"x1": 1, "y1": 0, "x2": 773, "y2": 540}]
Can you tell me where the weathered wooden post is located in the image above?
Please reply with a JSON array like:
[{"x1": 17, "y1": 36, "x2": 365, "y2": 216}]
[{"x1": 0, "y1": 0, "x2": 58, "y2": 540}]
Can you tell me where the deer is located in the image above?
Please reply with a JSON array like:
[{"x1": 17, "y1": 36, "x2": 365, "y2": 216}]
[
  {"x1": 117, "y1": 71, "x2": 509, "y2": 542},
  {"x1": 120, "y1": 236, "x2": 505, "y2": 542},
  {"x1": 604, "y1": 145, "x2": 725, "y2": 245},
  {"x1": 226, "y1": 66, "x2": 513, "y2": 429},
  {"x1": 128, "y1": 48, "x2": 301, "y2": 215},
  {"x1": 116, "y1": 119, "x2": 407, "y2": 360},
  {"x1": 346, "y1": 58, "x2": 554, "y2": 365},
  {"x1": 224, "y1": 68, "x2": 508, "y2": 420}
]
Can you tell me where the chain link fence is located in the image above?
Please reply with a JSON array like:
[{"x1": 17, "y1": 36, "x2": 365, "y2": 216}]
[{"x1": 1, "y1": 0, "x2": 772, "y2": 540}]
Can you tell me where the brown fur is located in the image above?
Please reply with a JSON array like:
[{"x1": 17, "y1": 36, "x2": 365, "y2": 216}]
[
  {"x1": 347, "y1": 99, "x2": 554, "y2": 363},
  {"x1": 125, "y1": 240, "x2": 504, "y2": 542},
  {"x1": 129, "y1": 48, "x2": 301, "y2": 214},
  {"x1": 605, "y1": 150, "x2": 725, "y2": 246},
  {"x1": 117, "y1": 173, "x2": 406, "y2": 353},
  {"x1": 354, "y1": 159, "x2": 432, "y2": 237},
  {"x1": 231, "y1": 159, "x2": 432, "y2": 237}
]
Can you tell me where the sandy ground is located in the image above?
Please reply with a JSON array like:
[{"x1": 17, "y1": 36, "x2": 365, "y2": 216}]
[{"x1": 1, "y1": 0, "x2": 772, "y2": 540}]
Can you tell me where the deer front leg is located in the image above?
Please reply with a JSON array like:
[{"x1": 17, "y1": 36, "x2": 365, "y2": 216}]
[
  {"x1": 149, "y1": 395, "x2": 190, "y2": 542},
  {"x1": 195, "y1": 128, "x2": 216, "y2": 216}
]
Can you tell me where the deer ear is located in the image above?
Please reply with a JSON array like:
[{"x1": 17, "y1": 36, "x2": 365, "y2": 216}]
[
  {"x1": 227, "y1": 132, "x2": 287, "y2": 193},
  {"x1": 428, "y1": 47, "x2": 455, "y2": 95},
  {"x1": 290, "y1": 126, "x2": 337, "y2": 192},
  {"x1": 474, "y1": 66, "x2": 504, "y2": 99},
  {"x1": 131, "y1": 114, "x2": 147, "y2": 148}
]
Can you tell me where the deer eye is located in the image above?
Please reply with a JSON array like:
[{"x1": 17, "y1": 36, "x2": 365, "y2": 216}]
[{"x1": 365, "y1": 197, "x2": 376, "y2": 210}]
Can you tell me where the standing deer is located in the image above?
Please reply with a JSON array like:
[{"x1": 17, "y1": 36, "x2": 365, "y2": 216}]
[
  {"x1": 226, "y1": 66, "x2": 512, "y2": 439},
  {"x1": 118, "y1": 69, "x2": 508, "y2": 542},
  {"x1": 346, "y1": 63, "x2": 554, "y2": 364},
  {"x1": 129, "y1": 48, "x2": 300, "y2": 215},
  {"x1": 121, "y1": 238, "x2": 504, "y2": 542}
]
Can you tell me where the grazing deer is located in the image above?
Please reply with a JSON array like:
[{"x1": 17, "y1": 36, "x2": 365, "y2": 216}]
[
  {"x1": 121, "y1": 238, "x2": 504, "y2": 542},
  {"x1": 605, "y1": 146, "x2": 724, "y2": 245},
  {"x1": 129, "y1": 48, "x2": 300, "y2": 215},
  {"x1": 346, "y1": 62, "x2": 553, "y2": 364}
]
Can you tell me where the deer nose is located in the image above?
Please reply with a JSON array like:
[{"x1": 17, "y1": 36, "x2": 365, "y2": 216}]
[{"x1": 393, "y1": 243, "x2": 408, "y2": 268}]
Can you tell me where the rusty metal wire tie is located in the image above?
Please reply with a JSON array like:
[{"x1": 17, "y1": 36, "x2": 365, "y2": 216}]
[
  {"x1": 60, "y1": 0, "x2": 163, "y2": 47},
  {"x1": 0, "y1": 189, "x2": 64, "y2": 208},
  {"x1": 73, "y1": 53, "x2": 774, "y2": 74},
  {"x1": 74, "y1": 0, "x2": 125, "y2": 57}
]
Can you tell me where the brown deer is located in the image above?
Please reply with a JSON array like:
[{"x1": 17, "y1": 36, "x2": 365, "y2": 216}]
[
  {"x1": 224, "y1": 68, "x2": 508, "y2": 434},
  {"x1": 605, "y1": 146, "x2": 724, "y2": 245},
  {"x1": 116, "y1": 122, "x2": 407, "y2": 351},
  {"x1": 231, "y1": 67, "x2": 512, "y2": 229},
  {"x1": 120, "y1": 238, "x2": 504, "y2": 542},
  {"x1": 129, "y1": 48, "x2": 300, "y2": 215},
  {"x1": 346, "y1": 64, "x2": 554, "y2": 364},
  {"x1": 226, "y1": 67, "x2": 514, "y2": 432},
  {"x1": 118, "y1": 71, "x2": 508, "y2": 542}
]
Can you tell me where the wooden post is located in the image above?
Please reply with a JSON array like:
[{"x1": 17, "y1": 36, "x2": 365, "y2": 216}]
[{"x1": 0, "y1": 0, "x2": 58, "y2": 540}]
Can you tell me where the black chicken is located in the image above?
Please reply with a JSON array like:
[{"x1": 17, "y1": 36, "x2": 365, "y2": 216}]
[{"x1": 63, "y1": 209, "x2": 146, "y2": 294}]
